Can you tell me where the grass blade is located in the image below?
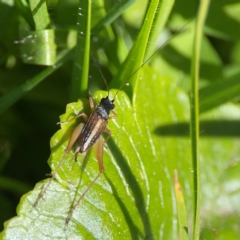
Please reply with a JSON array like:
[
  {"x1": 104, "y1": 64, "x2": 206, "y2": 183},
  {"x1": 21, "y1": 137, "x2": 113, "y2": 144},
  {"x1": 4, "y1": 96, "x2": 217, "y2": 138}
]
[
  {"x1": 70, "y1": 0, "x2": 91, "y2": 100},
  {"x1": 111, "y1": 0, "x2": 174, "y2": 98}
]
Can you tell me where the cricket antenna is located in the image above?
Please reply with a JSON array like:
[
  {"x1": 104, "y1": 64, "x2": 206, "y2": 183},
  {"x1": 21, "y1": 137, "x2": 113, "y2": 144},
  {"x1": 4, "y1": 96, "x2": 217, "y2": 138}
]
[
  {"x1": 113, "y1": 82, "x2": 129, "y2": 101},
  {"x1": 92, "y1": 58, "x2": 110, "y2": 97},
  {"x1": 120, "y1": 18, "x2": 194, "y2": 86},
  {"x1": 93, "y1": 58, "x2": 129, "y2": 101},
  {"x1": 110, "y1": 21, "x2": 192, "y2": 101},
  {"x1": 94, "y1": 18, "x2": 192, "y2": 101}
]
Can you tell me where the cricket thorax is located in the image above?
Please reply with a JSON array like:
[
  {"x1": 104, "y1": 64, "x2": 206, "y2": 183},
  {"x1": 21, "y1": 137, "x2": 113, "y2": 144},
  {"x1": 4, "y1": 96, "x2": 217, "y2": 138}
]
[
  {"x1": 95, "y1": 96, "x2": 115, "y2": 119},
  {"x1": 95, "y1": 105, "x2": 110, "y2": 119}
]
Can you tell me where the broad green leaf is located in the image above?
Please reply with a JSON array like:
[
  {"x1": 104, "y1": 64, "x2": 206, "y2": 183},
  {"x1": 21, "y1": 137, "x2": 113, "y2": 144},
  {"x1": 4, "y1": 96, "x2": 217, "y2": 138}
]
[
  {"x1": 1, "y1": 66, "x2": 192, "y2": 239},
  {"x1": 2, "y1": 0, "x2": 240, "y2": 239},
  {"x1": 2, "y1": 65, "x2": 240, "y2": 239}
]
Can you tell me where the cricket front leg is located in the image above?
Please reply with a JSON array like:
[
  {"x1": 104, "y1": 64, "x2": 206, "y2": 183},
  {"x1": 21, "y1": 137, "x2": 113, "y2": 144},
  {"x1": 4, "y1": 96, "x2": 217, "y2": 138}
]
[
  {"x1": 57, "y1": 112, "x2": 88, "y2": 125},
  {"x1": 104, "y1": 127, "x2": 112, "y2": 143},
  {"x1": 108, "y1": 110, "x2": 117, "y2": 120}
]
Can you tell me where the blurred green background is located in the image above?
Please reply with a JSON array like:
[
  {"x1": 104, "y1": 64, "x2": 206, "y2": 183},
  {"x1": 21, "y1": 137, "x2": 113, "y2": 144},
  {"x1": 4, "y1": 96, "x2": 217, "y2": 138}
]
[{"x1": 1, "y1": 0, "x2": 240, "y2": 238}]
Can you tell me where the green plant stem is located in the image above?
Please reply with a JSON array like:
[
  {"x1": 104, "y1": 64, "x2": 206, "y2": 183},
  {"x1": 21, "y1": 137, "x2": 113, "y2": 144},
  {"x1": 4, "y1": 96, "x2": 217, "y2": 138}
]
[{"x1": 190, "y1": 0, "x2": 210, "y2": 239}]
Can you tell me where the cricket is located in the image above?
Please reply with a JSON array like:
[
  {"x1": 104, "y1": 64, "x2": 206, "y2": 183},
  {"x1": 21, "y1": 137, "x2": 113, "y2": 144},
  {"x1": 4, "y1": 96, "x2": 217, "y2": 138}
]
[
  {"x1": 32, "y1": 22, "x2": 190, "y2": 225},
  {"x1": 33, "y1": 72, "x2": 128, "y2": 224}
]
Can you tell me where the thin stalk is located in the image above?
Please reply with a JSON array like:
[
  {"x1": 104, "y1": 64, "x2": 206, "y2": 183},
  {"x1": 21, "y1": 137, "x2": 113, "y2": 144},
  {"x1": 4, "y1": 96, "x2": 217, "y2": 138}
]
[{"x1": 190, "y1": 0, "x2": 210, "y2": 239}]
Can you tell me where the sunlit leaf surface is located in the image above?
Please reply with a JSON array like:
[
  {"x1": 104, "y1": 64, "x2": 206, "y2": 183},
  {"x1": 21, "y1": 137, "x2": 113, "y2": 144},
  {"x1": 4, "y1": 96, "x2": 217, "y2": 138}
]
[
  {"x1": 2, "y1": 66, "x2": 191, "y2": 239},
  {"x1": 2, "y1": 65, "x2": 240, "y2": 239}
]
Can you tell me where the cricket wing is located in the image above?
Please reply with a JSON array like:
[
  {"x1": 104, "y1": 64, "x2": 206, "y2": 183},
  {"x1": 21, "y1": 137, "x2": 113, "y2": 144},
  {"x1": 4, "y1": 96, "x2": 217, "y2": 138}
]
[{"x1": 80, "y1": 112, "x2": 107, "y2": 152}]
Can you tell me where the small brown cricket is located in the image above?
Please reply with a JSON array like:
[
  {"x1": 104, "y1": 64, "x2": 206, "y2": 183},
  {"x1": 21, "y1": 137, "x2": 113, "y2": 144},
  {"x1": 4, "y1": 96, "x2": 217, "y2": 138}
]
[
  {"x1": 61, "y1": 93, "x2": 118, "y2": 224},
  {"x1": 33, "y1": 89, "x2": 124, "y2": 225}
]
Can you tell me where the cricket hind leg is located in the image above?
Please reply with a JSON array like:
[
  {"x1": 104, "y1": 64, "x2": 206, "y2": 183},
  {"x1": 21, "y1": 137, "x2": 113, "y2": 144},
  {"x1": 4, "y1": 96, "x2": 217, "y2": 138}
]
[
  {"x1": 33, "y1": 150, "x2": 69, "y2": 208},
  {"x1": 65, "y1": 120, "x2": 113, "y2": 225},
  {"x1": 65, "y1": 136, "x2": 104, "y2": 225},
  {"x1": 33, "y1": 123, "x2": 85, "y2": 208}
]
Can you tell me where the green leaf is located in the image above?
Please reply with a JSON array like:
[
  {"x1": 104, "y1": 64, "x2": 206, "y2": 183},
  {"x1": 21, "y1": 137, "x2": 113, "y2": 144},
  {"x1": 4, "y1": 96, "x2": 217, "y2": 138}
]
[
  {"x1": 2, "y1": 52, "x2": 240, "y2": 240},
  {"x1": 1, "y1": 65, "x2": 192, "y2": 239},
  {"x1": 29, "y1": 0, "x2": 51, "y2": 30},
  {"x1": 2, "y1": 0, "x2": 240, "y2": 238}
]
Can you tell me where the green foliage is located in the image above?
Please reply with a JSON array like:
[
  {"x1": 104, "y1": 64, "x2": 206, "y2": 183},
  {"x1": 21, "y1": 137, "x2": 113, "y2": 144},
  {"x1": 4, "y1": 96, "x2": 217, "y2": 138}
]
[{"x1": 1, "y1": 0, "x2": 240, "y2": 239}]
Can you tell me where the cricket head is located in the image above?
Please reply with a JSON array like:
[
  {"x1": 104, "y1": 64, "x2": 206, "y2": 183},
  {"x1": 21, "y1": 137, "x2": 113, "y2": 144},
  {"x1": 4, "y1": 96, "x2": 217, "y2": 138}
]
[{"x1": 100, "y1": 96, "x2": 115, "y2": 111}]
